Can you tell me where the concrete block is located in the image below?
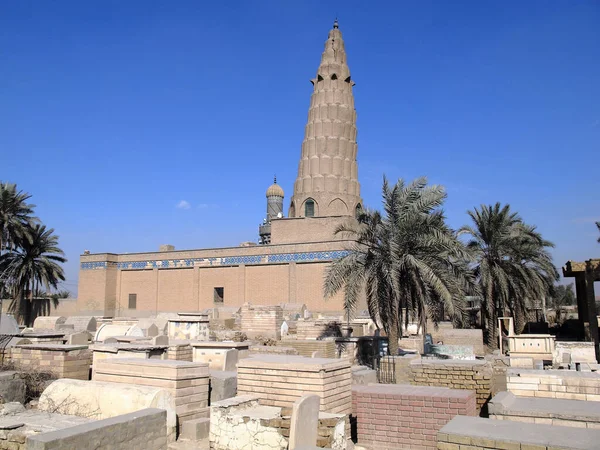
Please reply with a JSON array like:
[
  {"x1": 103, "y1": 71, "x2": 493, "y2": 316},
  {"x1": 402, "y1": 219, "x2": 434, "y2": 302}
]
[
  {"x1": 210, "y1": 371, "x2": 237, "y2": 403},
  {"x1": 180, "y1": 417, "x2": 210, "y2": 441}
]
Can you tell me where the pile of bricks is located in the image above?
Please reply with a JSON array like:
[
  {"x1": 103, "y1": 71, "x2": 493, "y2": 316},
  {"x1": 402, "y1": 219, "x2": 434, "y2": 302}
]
[
  {"x1": 506, "y1": 368, "x2": 600, "y2": 401},
  {"x1": 10, "y1": 344, "x2": 91, "y2": 380},
  {"x1": 94, "y1": 358, "x2": 210, "y2": 430},
  {"x1": 237, "y1": 355, "x2": 352, "y2": 415},
  {"x1": 240, "y1": 303, "x2": 283, "y2": 339},
  {"x1": 277, "y1": 339, "x2": 336, "y2": 358},
  {"x1": 166, "y1": 343, "x2": 193, "y2": 361},
  {"x1": 409, "y1": 359, "x2": 492, "y2": 411},
  {"x1": 352, "y1": 384, "x2": 477, "y2": 450}
]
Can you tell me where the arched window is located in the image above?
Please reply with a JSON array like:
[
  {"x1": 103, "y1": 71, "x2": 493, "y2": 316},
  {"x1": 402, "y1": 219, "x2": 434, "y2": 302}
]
[
  {"x1": 331, "y1": 73, "x2": 338, "y2": 80},
  {"x1": 355, "y1": 203, "x2": 362, "y2": 218},
  {"x1": 305, "y1": 199, "x2": 315, "y2": 217}
]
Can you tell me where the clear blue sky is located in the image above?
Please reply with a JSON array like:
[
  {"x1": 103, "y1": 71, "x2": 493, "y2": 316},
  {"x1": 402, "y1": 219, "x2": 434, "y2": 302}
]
[{"x1": 1, "y1": 1, "x2": 599, "y2": 295}]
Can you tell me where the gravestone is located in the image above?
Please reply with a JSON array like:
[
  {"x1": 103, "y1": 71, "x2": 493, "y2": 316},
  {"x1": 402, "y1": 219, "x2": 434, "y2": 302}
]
[
  {"x1": 222, "y1": 349, "x2": 238, "y2": 371},
  {"x1": 289, "y1": 394, "x2": 321, "y2": 449}
]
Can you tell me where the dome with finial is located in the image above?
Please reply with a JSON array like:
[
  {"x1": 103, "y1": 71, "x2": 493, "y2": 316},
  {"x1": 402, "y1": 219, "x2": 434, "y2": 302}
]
[{"x1": 266, "y1": 176, "x2": 284, "y2": 197}]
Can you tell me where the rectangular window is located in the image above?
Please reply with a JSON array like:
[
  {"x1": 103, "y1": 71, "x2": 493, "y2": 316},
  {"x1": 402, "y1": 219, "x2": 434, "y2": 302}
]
[
  {"x1": 214, "y1": 287, "x2": 224, "y2": 303},
  {"x1": 128, "y1": 293, "x2": 137, "y2": 309}
]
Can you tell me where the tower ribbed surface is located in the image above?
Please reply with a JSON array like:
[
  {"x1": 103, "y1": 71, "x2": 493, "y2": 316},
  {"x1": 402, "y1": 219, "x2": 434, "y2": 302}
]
[{"x1": 289, "y1": 23, "x2": 362, "y2": 218}]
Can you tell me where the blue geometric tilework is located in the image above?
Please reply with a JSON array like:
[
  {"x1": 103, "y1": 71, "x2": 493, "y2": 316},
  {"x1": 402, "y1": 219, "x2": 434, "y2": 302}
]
[
  {"x1": 80, "y1": 262, "x2": 108, "y2": 270},
  {"x1": 81, "y1": 250, "x2": 350, "y2": 270}
]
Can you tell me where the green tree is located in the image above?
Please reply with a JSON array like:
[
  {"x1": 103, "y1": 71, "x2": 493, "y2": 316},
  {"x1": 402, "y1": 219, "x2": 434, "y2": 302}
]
[
  {"x1": 459, "y1": 203, "x2": 558, "y2": 348},
  {"x1": 0, "y1": 224, "x2": 66, "y2": 326},
  {"x1": 0, "y1": 182, "x2": 36, "y2": 254},
  {"x1": 324, "y1": 177, "x2": 476, "y2": 355},
  {"x1": 549, "y1": 283, "x2": 576, "y2": 324}
]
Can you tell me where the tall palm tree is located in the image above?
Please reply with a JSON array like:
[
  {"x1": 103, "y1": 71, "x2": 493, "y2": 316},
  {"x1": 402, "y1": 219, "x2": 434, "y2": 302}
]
[
  {"x1": 0, "y1": 182, "x2": 36, "y2": 255},
  {"x1": 324, "y1": 177, "x2": 476, "y2": 355},
  {"x1": 459, "y1": 203, "x2": 558, "y2": 348},
  {"x1": 0, "y1": 224, "x2": 66, "y2": 326}
]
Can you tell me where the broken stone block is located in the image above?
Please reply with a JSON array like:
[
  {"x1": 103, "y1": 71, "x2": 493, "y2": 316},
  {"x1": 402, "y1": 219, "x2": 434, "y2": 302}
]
[{"x1": 209, "y1": 371, "x2": 237, "y2": 404}]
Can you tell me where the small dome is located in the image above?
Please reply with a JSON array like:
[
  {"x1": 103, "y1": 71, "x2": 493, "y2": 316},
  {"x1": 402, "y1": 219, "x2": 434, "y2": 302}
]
[{"x1": 266, "y1": 176, "x2": 284, "y2": 197}]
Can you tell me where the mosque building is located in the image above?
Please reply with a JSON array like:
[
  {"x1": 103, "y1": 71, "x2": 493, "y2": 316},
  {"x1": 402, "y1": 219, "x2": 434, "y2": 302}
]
[{"x1": 77, "y1": 21, "x2": 363, "y2": 316}]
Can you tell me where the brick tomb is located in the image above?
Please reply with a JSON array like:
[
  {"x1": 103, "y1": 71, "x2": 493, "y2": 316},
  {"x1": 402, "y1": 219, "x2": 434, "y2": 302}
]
[
  {"x1": 237, "y1": 355, "x2": 351, "y2": 415},
  {"x1": 94, "y1": 358, "x2": 209, "y2": 432},
  {"x1": 352, "y1": 384, "x2": 477, "y2": 450},
  {"x1": 10, "y1": 344, "x2": 91, "y2": 380}
]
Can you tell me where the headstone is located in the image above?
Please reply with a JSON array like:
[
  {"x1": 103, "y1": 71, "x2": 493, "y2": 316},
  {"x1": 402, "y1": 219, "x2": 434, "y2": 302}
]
[
  {"x1": 222, "y1": 349, "x2": 238, "y2": 371},
  {"x1": 68, "y1": 331, "x2": 90, "y2": 345},
  {"x1": 281, "y1": 321, "x2": 289, "y2": 337},
  {"x1": 0, "y1": 315, "x2": 19, "y2": 335},
  {"x1": 311, "y1": 351, "x2": 322, "y2": 358},
  {"x1": 145, "y1": 323, "x2": 159, "y2": 337},
  {"x1": 152, "y1": 335, "x2": 169, "y2": 345},
  {"x1": 288, "y1": 394, "x2": 321, "y2": 450}
]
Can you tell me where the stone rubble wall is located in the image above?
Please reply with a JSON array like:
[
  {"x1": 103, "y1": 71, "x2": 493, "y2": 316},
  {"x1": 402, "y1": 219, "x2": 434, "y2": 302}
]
[
  {"x1": 409, "y1": 359, "x2": 492, "y2": 412},
  {"x1": 240, "y1": 304, "x2": 283, "y2": 340},
  {"x1": 277, "y1": 339, "x2": 337, "y2": 358},
  {"x1": 352, "y1": 384, "x2": 477, "y2": 450},
  {"x1": 9, "y1": 345, "x2": 91, "y2": 380},
  {"x1": 209, "y1": 396, "x2": 345, "y2": 450},
  {"x1": 26, "y1": 408, "x2": 167, "y2": 450},
  {"x1": 506, "y1": 368, "x2": 600, "y2": 401}
]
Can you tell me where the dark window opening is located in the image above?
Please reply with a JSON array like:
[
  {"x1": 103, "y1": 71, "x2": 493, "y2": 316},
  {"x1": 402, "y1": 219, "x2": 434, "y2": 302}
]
[
  {"x1": 331, "y1": 73, "x2": 338, "y2": 80},
  {"x1": 214, "y1": 287, "x2": 224, "y2": 303},
  {"x1": 305, "y1": 199, "x2": 315, "y2": 217},
  {"x1": 128, "y1": 293, "x2": 137, "y2": 309}
]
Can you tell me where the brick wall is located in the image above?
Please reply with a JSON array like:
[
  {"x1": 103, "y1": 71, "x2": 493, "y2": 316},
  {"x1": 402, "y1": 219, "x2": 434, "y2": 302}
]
[
  {"x1": 277, "y1": 339, "x2": 337, "y2": 358},
  {"x1": 409, "y1": 359, "x2": 492, "y2": 412},
  {"x1": 506, "y1": 368, "x2": 600, "y2": 401},
  {"x1": 166, "y1": 343, "x2": 193, "y2": 361},
  {"x1": 10, "y1": 345, "x2": 91, "y2": 380},
  {"x1": 26, "y1": 408, "x2": 167, "y2": 450},
  {"x1": 241, "y1": 304, "x2": 283, "y2": 339},
  {"x1": 352, "y1": 384, "x2": 477, "y2": 450}
]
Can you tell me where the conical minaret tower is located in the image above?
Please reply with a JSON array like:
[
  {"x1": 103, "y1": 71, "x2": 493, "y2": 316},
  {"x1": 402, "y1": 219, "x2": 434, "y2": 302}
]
[{"x1": 289, "y1": 20, "x2": 362, "y2": 218}]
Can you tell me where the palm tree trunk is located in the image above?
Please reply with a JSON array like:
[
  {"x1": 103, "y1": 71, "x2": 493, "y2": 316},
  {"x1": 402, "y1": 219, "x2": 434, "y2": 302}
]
[{"x1": 388, "y1": 325, "x2": 399, "y2": 356}]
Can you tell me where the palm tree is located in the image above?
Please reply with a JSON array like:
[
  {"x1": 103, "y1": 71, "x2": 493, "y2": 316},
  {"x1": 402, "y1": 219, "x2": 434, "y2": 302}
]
[
  {"x1": 0, "y1": 182, "x2": 36, "y2": 255},
  {"x1": 459, "y1": 203, "x2": 558, "y2": 348},
  {"x1": 324, "y1": 177, "x2": 476, "y2": 355},
  {"x1": 0, "y1": 224, "x2": 66, "y2": 326}
]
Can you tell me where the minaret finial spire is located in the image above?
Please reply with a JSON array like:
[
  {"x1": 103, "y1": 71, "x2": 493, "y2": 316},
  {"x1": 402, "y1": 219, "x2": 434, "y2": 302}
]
[
  {"x1": 333, "y1": 18, "x2": 339, "y2": 29},
  {"x1": 274, "y1": 175, "x2": 277, "y2": 184}
]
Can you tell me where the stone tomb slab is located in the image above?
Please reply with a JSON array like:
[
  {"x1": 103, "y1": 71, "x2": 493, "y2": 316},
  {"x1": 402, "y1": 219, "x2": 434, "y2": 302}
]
[
  {"x1": 489, "y1": 391, "x2": 600, "y2": 428},
  {"x1": 439, "y1": 415, "x2": 600, "y2": 450},
  {"x1": 237, "y1": 355, "x2": 352, "y2": 415}
]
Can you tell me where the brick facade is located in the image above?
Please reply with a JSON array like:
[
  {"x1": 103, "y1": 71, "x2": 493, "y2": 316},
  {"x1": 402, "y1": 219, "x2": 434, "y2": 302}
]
[{"x1": 352, "y1": 384, "x2": 477, "y2": 450}]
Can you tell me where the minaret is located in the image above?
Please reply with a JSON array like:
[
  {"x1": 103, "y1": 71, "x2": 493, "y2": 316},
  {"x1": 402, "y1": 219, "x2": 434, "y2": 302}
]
[
  {"x1": 259, "y1": 177, "x2": 284, "y2": 244},
  {"x1": 289, "y1": 20, "x2": 362, "y2": 218}
]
